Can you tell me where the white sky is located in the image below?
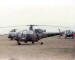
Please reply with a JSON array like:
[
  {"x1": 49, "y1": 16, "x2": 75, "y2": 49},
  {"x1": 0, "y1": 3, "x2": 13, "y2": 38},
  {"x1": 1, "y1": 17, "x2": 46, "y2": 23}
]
[{"x1": 0, "y1": 0, "x2": 75, "y2": 27}]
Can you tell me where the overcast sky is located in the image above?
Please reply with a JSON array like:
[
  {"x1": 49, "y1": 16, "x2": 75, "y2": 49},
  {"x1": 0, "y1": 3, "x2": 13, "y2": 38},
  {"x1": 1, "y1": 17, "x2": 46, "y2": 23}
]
[{"x1": 0, "y1": 0, "x2": 75, "y2": 27}]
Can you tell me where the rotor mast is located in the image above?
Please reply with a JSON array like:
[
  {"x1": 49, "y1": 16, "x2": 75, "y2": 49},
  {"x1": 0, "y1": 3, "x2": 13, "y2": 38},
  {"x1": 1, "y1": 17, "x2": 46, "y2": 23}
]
[{"x1": 29, "y1": 25, "x2": 34, "y2": 30}]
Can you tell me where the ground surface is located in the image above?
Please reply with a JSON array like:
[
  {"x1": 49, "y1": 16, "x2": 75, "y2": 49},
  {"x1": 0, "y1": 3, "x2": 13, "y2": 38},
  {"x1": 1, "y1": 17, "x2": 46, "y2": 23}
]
[{"x1": 0, "y1": 36, "x2": 75, "y2": 60}]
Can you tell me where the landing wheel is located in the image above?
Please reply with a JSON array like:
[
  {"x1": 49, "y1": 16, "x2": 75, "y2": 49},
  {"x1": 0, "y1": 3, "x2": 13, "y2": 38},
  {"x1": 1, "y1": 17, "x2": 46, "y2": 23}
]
[
  {"x1": 18, "y1": 42, "x2": 21, "y2": 45},
  {"x1": 41, "y1": 42, "x2": 44, "y2": 45},
  {"x1": 32, "y1": 41, "x2": 34, "y2": 44},
  {"x1": 17, "y1": 39, "x2": 21, "y2": 45}
]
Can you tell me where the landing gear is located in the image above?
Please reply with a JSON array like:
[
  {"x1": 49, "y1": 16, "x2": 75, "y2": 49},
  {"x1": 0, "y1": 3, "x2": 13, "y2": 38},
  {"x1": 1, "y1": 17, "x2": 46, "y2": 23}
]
[
  {"x1": 17, "y1": 39, "x2": 21, "y2": 45},
  {"x1": 65, "y1": 35, "x2": 74, "y2": 39},
  {"x1": 41, "y1": 42, "x2": 44, "y2": 45},
  {"x1": 32, "y1": 41, "x2": 34, "y2": 44},
  {"x1": 18, "y1": 42, "x2": 21, "y2": 45}
]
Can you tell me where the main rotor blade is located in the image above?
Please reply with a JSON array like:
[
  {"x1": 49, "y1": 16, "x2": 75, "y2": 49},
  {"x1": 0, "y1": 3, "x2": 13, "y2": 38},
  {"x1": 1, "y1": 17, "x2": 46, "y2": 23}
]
[{"x1": 0, "y1": 24, "x2": 70, "y2": 28}]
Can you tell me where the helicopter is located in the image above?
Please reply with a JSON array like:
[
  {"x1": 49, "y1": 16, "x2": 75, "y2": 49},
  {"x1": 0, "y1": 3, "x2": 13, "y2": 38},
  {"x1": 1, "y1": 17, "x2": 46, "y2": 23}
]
[
  {"x1": 8, "y1": 25, "x2": 46, "y2": 40},
  {"x1": 8, "y1": 29, "x2": 17, "y2": 40},
  {"x1": 8, "y1": 25, "x2": 62, "y2": 45},
  {"x1": 64, "y1": 30, "x2": 74, "y2": 39}
]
